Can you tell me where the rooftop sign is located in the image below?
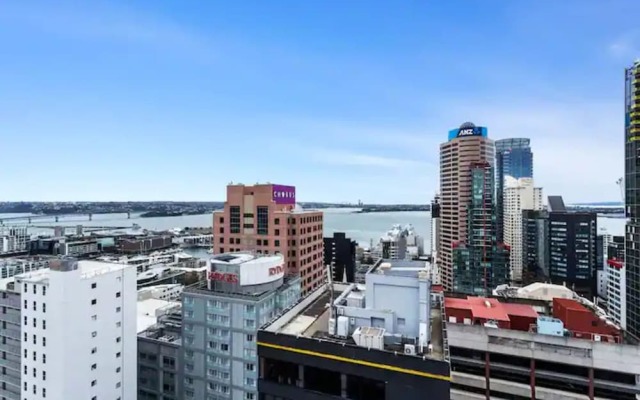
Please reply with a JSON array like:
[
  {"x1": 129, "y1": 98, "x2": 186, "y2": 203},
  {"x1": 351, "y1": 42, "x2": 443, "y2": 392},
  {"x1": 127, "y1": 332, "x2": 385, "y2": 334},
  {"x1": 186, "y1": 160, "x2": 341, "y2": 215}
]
[
  {"x1": 272, "y1": 184, "x2": 296, "y2": 205},
  {"x1": 448, "y1": 126, "x2": 488, "y2": 141}
]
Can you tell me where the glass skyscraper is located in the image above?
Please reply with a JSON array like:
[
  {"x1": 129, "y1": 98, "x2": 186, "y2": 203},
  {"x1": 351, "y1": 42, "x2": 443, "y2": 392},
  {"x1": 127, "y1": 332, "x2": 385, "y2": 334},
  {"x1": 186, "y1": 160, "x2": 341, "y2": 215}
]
[
  {"x1": 625, "y1": 61, "x2": 640, "y2": 339},
  {"x1": 495, "y1": 138, "x2": 533, "y2": 243},
  {"x1": 452, "y1": 162, "x2": 510, "y2": 295}
]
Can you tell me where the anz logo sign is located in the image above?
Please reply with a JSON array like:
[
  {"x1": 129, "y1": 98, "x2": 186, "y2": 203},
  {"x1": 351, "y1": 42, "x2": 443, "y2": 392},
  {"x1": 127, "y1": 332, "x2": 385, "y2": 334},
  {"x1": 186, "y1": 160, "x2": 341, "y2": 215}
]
[{"x1": 457, "y1": 127, "x2": 483, "y2": 138}]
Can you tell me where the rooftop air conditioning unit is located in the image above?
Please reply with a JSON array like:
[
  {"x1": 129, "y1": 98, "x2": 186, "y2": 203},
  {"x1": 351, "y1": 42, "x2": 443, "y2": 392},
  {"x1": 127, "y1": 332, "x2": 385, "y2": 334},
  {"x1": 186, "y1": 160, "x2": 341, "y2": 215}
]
[{"x1": 404, "y1": 344, "x2": 416, "y2": 356}]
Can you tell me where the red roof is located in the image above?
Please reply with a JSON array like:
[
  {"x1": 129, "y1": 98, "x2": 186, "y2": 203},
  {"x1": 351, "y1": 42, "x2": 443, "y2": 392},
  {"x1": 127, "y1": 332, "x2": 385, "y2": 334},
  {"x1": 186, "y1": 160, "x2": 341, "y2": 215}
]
[
  {"x1": 444, "y1": 297, "x2": 472, "y2": 310},
  {"x1": 445, "y1": 296, "x2": 538, "y2": 323},
  {"x1": 466, "y1": 297, "x2": 510, "y2": 322},
  {"x1": 431, "y1": 284, "x2": 444, "y2": 293},
  {"x1": 554, "y1": 297, "x2": 588, "y2": 312},
  {"x1": 502, "y1": 303, "x2": 539, "y2": 319}
]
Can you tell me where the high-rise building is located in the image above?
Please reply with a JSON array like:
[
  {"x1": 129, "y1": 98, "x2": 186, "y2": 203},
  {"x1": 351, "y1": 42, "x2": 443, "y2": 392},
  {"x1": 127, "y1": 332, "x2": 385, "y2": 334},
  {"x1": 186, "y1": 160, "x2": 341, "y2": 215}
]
[
  {"x1": 180, "y1": 252, "x2": 300, "y2": 400},
  {"x1": 451, "y1": 162, "x2": 510, "y2": 295},
  {"x1": 503, "y1": 177, "x2": 543, "y2": 283},
  {"x1": 495, "y1": 138, "x2": 534, "y2": 244},
  {"x1": 522, "y1": 209, "x2": 549, "y2": 285},
  {"x1": 625, "y1": 61, "x2": 640, "y2": 339},
  {"x1": 439, "y1": 122, "x2": 495, "y2": 291},
  {"x1": 212, "y1": 183, "x2": 324, "y2": 296},
  {"x1": 323, "y1": 232, "x2": 357, "y2": 283},
  {"x1": 0, "y1": 259, "x2": 137, "y2": 400},
  {"x1": 547, "y1": 196, "x2": 598, "y2": 299}
]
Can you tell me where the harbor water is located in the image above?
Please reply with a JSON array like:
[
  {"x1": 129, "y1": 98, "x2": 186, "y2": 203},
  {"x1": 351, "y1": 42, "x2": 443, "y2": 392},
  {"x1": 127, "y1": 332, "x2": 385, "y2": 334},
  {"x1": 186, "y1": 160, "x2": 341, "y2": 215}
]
[{"x1": 3, "y1": 209, "x2": 627, "y2": 248}]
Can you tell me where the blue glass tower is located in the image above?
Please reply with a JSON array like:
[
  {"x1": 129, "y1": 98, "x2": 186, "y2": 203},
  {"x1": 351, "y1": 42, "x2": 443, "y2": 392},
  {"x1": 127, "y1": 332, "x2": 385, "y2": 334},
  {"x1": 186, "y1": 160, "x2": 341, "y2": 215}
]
[{"x1": 495, "y1": 138, "x2": 533, "y2": 244}]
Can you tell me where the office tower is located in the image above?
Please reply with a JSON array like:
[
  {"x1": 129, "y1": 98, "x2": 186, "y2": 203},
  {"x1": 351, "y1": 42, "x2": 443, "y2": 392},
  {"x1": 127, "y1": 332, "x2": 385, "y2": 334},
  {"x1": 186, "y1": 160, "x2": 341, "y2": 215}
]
[
  {"x1": 181, "y1": 253, "x2": 300, "y2": 400},
  {"x1": 522, "y1": 209, "x2": 549, "y2": 285},
  {"x1": 547, "y1": 196, "x2": 598, "y2": 299},
  {"x1": 439, "y1": 122, "x2": 495, "y2": 291},
  {"x1": 503, "y1": 177, "x2": 543, "y2": 283},
  {"x1": 258, "y1": 260, "x2": 450, "y2": 400},
  {"x1": 625, "y1": 61, "x2": 640, "y2": 338},
  {"x1": 495, "y1": 138, "x2": 533, "y2": 244},
  {"x1": 607, "y1": 238, "x2": 627, "y2": 329},
  {"x1": 451, "y1": 162, "x2": 510, "y2": 295},
  {"x1": 323, "y1": 232, "x2": 357, "y2": 283},
  {"x1": 0, "y1": 258, "x2": 137, "y2": 400},
  {"x1": 212, "y1": 183, "x2": 324, "y2": 296}
]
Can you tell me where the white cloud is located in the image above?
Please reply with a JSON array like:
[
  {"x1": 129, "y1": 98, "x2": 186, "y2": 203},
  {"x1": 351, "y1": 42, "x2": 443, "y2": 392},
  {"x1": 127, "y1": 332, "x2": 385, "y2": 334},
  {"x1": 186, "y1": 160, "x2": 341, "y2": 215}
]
[
  {"x1": 310, "y1": 148, "x2": 430, "y2": 169},
  {"x1": 609, "y1": 31, "x2": 640, "y2": 59},
  {"x1": 0, "y1": 2, "x2": 215, "y2": 58}
]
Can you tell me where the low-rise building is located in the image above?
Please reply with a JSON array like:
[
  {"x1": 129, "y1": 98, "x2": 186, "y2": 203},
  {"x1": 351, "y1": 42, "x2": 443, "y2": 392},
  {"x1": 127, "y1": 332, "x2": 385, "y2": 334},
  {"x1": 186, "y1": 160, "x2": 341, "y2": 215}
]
[
  {"x1": 138, "y1": 309, "x2": 183, "y2": 400},
  {"x1": 0, "y1": 225, "x2": 29, "y2": 256},
  {"x1": 118, "y1": 235, "x2": 174, "y2": 254},
  {"x1": 0, "y1": 256, "x2": 53, "y2": 279},
  {"x1": 444, "y1": 292, "x2": 638, "y2": 399},
  {"x1": 258, "y1": 259, "x2": 451, "y2": 399}
]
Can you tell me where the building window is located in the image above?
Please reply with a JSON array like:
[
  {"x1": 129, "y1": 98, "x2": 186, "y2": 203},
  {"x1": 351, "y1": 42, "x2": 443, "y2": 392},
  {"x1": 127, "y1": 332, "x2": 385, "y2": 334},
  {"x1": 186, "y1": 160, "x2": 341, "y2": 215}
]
[
  {"x1": 246, "y1": 334, "x2": 254, "y2": 342},
  {"x1": 91, "y1": 299, "x2": 97, "y2": 305},
  {"x1": 257, "y1": 206, "x2": 269, "y2": 235},
  {"x1": 116, "y1": 292, "x2": 121, "y2": 298},
  {"x1": 274, "y1": 218, "x2": 280, "y2": 225},
  {"x1": 275, "y1": 229, "x2": 280, "y2": 235},
  {"x1": 275, "y1": 240, "x2": 280, "y2": 247},
  {"x1": 116, "y1": 307, "x2": 121, "y2": 313},
  {"x1": 91, "y1": 380, "x2": 97, "y2": 386},
  {"x1": 91, "y1": 283, "x2": 97, "y2": 289},
  {"x1": 246, "y1": 363, "x2": 254, "y2": 371},
  {"x1": 91, "y1": 364, "x2": 97, "y2": 370},
  {"x1": 219, "y1": 237, "x2": 224, "y2": 244},
  {"x1": 230, "y1": 206, "x2": 241, "y2": 234}
]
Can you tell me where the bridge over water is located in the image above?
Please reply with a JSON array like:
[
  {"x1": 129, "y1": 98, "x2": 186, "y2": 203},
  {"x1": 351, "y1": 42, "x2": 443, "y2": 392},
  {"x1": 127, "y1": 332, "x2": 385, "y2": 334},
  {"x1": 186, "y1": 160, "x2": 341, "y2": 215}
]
[{"x1": 0, "y1": 212, "x2": 132, "y2": 225}]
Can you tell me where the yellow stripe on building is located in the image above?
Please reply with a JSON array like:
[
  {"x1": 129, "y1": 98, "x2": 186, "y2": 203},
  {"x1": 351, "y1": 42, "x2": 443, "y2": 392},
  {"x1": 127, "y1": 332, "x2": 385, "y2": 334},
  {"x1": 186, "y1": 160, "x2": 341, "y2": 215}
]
[{"x1": 257, "y1": 341, "x2": 451, "y2": 382}]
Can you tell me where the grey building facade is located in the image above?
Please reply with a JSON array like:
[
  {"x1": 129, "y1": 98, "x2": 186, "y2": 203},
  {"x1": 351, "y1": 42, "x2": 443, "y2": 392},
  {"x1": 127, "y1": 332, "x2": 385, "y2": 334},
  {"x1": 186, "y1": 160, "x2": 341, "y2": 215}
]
[
  {"x1": 522, "y1": 209, "x2": 549, "y2": 285},
  {"x1": 0, "y1": 282, "x2": 21, "y2": 400},
  {"x1": 138, "y1": 310, "x2": 183, "y2": 400},
  {"x1": 548, "y1": 210, "x2": 598, "y2": 299},
  {"x1": 180, "y1": 253, "x2": 300, "y2": 400}
]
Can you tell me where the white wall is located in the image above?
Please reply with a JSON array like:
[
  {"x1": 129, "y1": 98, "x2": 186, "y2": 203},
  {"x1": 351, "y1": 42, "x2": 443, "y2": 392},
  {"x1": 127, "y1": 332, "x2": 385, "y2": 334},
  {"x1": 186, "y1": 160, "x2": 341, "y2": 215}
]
[
  {"x1": 19, "y1": 261, "x2": 136, "y2": 400},
  {"x1": 503, "y1": 177, "x2": 543, "y2": 282}
]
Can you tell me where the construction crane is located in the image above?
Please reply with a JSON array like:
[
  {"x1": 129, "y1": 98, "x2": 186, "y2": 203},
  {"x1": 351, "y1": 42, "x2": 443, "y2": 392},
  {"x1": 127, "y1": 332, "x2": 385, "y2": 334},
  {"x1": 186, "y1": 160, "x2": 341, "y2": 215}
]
[{"x1": 616, "y1": 177, "x2": 624, "y2": 202}]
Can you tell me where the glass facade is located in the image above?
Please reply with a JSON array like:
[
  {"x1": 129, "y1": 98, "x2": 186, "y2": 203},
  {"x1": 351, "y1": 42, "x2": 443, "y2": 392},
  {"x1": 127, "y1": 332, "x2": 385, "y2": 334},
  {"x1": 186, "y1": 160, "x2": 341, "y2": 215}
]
[
  {"x1": 495, "y1": 138, "x2": 533, "y2": 243},
  {"x1": 547, "y1": 212, "x2": 597, "y2": 299},
  {"x1": 625, "y1": 62, "x2": 640, "y2": 338},
  {"x1": 522, "y1": 209, "x2": 548, "y2": 285},
  {"x1": 453, "y1": 164, "x2": 510, "y2": 295}
]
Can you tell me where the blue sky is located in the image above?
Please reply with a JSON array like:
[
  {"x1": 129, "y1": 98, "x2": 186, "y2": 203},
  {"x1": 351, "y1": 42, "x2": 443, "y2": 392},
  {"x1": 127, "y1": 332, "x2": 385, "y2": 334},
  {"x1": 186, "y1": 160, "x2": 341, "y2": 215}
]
[{"x1": 0, "y1": 1, "x2": 637, "y2": 203}]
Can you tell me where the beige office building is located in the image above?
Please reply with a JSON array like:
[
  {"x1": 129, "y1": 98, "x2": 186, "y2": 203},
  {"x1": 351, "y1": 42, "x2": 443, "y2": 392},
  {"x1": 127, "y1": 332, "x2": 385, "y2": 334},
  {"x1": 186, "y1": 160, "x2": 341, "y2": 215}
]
[{"x1": 438, "y1": 122, "x2": 494, "y2": 291}]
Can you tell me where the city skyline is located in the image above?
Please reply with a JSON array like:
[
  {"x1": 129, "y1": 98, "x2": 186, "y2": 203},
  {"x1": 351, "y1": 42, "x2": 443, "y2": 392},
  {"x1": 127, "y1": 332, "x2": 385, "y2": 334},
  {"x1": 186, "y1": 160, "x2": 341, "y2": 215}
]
[{"x1": 0, "y1": 1, "x2": 637, "y2": 203}]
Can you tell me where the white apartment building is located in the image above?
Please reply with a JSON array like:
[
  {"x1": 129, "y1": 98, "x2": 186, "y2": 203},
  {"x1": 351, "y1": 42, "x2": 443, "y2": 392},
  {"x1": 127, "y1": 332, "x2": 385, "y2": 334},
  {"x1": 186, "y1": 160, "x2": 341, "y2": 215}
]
[
  {"x1": 13, "y1": 259, "x2": 137, "y2": 400},
  {"x1": 606, "y1": 259, "x2": 626, "y2": 329},
  {"x1": 503, "y1": 177, "x2": 543, "y2": 283}
]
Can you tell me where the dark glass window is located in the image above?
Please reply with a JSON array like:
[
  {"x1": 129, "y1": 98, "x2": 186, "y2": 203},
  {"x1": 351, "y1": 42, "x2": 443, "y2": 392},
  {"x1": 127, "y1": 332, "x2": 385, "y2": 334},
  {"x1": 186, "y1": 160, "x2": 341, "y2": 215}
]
[
  {"x1": 257, "y1": 206, "x2": 269, "y2": 235},
  {"x1": 230, "y1": 206, "x2": 241, "y2": 234}
]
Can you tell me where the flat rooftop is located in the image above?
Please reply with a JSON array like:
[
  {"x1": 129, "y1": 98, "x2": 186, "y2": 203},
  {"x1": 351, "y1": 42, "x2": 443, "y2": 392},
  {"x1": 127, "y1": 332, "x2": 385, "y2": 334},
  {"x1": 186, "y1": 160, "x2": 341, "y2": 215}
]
[
  {"x1": 263, "y1": 283, "x2": 445, "y2": 361},
  {"x1": 137, "y1": 298, "x2": 181, "y2": 333},
  {"x1": 12, "y1": 260, "x2": 133, "y2": 285},
  {"x1": 368, "y1": 258, "x2": 430, "y2": 278},
  {"x1": 211, "y1": 252, "x2": 282, "y2": 265}
]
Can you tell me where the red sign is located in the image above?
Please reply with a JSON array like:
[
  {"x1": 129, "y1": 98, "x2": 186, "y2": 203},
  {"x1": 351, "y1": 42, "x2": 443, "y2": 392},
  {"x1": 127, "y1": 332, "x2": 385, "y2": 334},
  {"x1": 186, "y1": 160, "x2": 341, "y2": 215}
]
[
  {"x1": 268, "y1": 265, "x2": 285, "y2": 276},
  {"x1": 208, "y1": 271, "x2": 239, "y2": 283}
]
